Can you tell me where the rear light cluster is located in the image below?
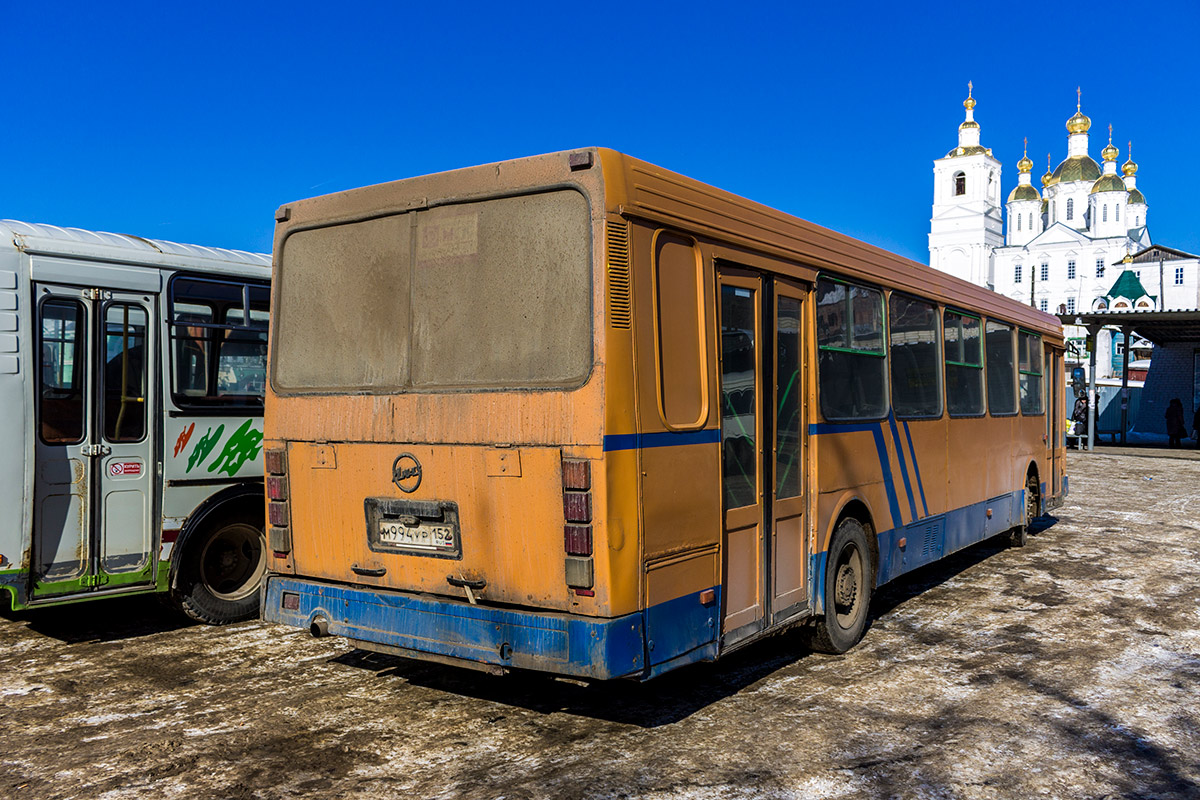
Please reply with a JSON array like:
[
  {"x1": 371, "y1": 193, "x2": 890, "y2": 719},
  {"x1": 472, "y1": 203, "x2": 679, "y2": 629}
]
[
  {"x1": 562, "y1": 458, "x2": 594, "y2": 594},
  {"x1": 265, "y1": 447, "x2": 292, "y2": 556}
]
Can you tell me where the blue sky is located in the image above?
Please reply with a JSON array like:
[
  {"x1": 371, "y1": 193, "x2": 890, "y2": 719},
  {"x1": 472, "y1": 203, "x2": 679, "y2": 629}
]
[{"x1": 4, "y1": 2, "x2": 1198, "y2": 263}]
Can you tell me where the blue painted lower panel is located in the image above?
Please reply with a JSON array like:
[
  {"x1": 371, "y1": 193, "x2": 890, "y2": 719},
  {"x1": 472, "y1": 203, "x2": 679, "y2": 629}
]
[
  {"x1": 812, "y1": 489, "x2": 1027, "y2": 609},
  {"x1": 263, "y1": 578, "x2": 721, "y2": 681}
]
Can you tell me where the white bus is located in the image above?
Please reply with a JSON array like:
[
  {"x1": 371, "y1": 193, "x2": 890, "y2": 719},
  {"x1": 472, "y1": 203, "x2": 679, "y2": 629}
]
[{"x1": 0, "y1": 220, "x2": 271, "y2": 623}]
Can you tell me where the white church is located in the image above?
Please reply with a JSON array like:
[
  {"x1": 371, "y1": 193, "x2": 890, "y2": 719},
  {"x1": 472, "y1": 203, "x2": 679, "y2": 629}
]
[{"x1": 928, "y1": 85, "x2": 1200, "y2": 378}]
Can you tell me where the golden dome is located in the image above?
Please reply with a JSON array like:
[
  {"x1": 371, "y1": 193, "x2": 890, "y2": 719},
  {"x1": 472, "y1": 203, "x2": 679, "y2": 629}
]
[
  {"x1": 1067, "y1": 87, "x2": 1091, "y2": 134},
  {"x1": 1048, "y1": 155, "x2": 1101, "y2": 185},
  {"x1": 964, "y1": 80, "x2": 976, "y2": 110},
  {"x1": 959, "y1": 119, "x2": 979, "y2": 131},
  {"x1": 1091, "y1": 174, "x2": 1126, "y2": 194},
  {"x1": 1122, "y1": 141, "x2": 1138, "y2": 176},
  {"x1": 1041, "y1": 153, "x2": 1053, "y2": 187},
  {"x1": 1008, "y1": 184, "x2": 1040, "y2": 202},
  {"x1": 1101, "y1": 124, "x2": 1118, "y2": 161},
  {"x1": 1017, "y1": 137, "x2": 1033, "y2": 172},
  {"x1": 1128, "y1": 187, "x2": 1146, "y2": 205}
]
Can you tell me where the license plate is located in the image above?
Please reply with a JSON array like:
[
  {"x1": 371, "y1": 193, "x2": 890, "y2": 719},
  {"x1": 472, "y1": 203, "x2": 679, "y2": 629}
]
[
  {"x1": 365, "y1": 498, "x2": 462, "y2": 560},
  {"x1": 378, "y1": 520, "x2": 456, "y2": 552}
]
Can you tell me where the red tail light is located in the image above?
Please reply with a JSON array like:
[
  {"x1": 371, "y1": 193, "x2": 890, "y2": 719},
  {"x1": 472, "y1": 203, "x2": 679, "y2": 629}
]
[
  {"x1": 266, "y1": 476, "x2": 288, "y2": 501},
  {"x1": 268, "y1": 501, "x2": 290, "y2": 527},
  {"x1": 564, "y1": 525, "x2": 592, "y2": 556},
  {"x1": 265, "y1": 446, "x2": 292, "y2": 556},
  {"x1": 265, "y1": 447, "x2": 287, "y2": 475},
  {"x1": 562, "y1": 459, "x2": 594, "y2": 591}
]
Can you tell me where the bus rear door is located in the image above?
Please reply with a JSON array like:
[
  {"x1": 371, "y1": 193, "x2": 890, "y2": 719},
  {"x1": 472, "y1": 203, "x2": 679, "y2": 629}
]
[
  {"x1": 718, "y1": 267, "x2": 809, "y2": 647},
  {"x1": 32, "y1": 284, "x2": 157, "y2": 600}
]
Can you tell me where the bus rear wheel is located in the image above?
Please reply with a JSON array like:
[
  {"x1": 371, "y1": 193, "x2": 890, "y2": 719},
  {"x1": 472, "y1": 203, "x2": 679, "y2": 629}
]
[
  {"x1": 174, "y1": 510, "x2": 266, "y2": 625},
  {"x1": 1009, "y1": 474, "x2": 1039, "y2": 548},
  {"x1": 809, "y1": 517, "x2": 874, "y2": 654}
]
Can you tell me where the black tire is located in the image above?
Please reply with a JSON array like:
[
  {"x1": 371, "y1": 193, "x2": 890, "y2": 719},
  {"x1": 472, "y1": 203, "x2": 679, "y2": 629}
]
[
  {"x1": 1009, "y1": 473, "x2": 1038, "y2": 548},
  {"x1": 172, "y1": 503, "x2": 266, "y2": 625},
  {"x1": 809, "y1": 517, "x2": 874, "y2": 654}
]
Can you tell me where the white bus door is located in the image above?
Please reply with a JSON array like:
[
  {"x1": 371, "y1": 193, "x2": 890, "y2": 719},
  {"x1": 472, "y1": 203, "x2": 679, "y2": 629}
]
[{"x1": 32, "y1": 285, "x2": 156, "y2": 600}]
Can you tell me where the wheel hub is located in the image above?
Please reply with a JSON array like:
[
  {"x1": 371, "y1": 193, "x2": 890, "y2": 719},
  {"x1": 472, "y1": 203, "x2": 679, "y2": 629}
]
[{"x1": 835, "y1": 563, "x2": 858, "y2": 607}]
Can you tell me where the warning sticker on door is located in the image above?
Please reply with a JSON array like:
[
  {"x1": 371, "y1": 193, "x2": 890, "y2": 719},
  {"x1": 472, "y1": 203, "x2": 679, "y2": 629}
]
[{"x1": 108, "y1": 461, "x2": 143, "y2": 478}]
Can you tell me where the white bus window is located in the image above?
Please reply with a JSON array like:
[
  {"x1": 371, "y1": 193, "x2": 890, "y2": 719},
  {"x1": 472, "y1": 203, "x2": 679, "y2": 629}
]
[
  {"x1": 39, "y1": 299, "x2": 87, "y2": 444},
  {"x1": 104, "y1": 303, "x2": 148, "y2": 443},
  {"x1": 168, "y1": 277, "x2": 268, "y2": 409}
]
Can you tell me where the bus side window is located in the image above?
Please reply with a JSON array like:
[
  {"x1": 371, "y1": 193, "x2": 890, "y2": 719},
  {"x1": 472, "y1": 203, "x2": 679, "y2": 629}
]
[
  {"x1": 944, "y1": 311, "x2": 984, "y2": 416},
  {"x1": 816, "y1": 278, "x2": 886, "y2": 421},
  {"x1": 985, "y1": 320, "x2": 1017, "y2": 415},
  {"x1": 888, "y1": 294, "x2": 941, "y2": 418},
  {"x1": 38, "y1": 299, "x2": 86, "y2": 444},
  {"x1": 1019, "y1": 331, "x2": 1045, "y2": 415}
]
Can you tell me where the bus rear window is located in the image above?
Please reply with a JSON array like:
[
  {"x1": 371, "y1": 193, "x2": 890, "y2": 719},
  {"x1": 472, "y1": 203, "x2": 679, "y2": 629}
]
[
  {"x1": 273, "y1": 189, "x2": 592, "y2": 393},
  {"x1": 169, "y1": 276, "x2": 269, "y2": 410}
]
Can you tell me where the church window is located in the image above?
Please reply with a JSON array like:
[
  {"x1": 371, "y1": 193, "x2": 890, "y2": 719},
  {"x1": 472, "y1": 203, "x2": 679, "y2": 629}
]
[
  {"x1": 1116, "y1": 205, "x2": 1120, "y2": 222},
  {"x1": 1176, "y1": 266, "x2": 1185, "y2": 285},
  {"x1": 1095, "y1": 258, "x2": 1105, "y2": 278},
  {"x1": 1015, "y1": 264, "x2": 1022, "y2": 283},
  {"x1": 1067, "y1": 298, "x2": 1076, "y2": 314},
  {"x1": 1068, "y1": 260, "x2": 1076, "y2": 280},
  {"x1": 1028, "y1": 213, "x2": 1033, "y2": 230},
  {"x1": 954, "y1": 172, "x2": 965, "y2": 196},
  {"x1": 1040, "y1": 263, "x2": 1049, "y2": 281},
  {"x1": 1039, "y1": 299, "x2": 1048, "y2": 312},
  {"x1": 1102, "y1": 205, "x2": 1108, "y2": 222},
  {"x1": 1066, "y1": 198, "x2": 1074, "y2": 220},
  {"x1": 1017, "y1": 215, "x2": 1022, "y2": 232}
]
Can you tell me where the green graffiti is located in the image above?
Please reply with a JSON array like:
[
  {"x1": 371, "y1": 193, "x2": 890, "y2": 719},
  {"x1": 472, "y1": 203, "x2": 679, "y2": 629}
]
[
  {"x1": 207, "y1": 419, "x2": 264, "y2": 477},
  {"x1": 187, "y1": 424, "x2": 225, "y2": 473}
]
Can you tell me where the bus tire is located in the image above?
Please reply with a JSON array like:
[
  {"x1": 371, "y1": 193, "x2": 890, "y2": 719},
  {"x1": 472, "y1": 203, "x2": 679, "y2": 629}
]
[
  {"x1": 1009, "y1": 474, "x2": 1039, "y2": 548},
  {"x1": 173, "y1": 505, "x2": 266, "y2": 625},
  {"x1": 809, "y1": 517, "x2": 874, "y2": 654}
]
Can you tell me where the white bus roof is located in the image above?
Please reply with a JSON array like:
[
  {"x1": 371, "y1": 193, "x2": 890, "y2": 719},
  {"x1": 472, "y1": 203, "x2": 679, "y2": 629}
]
[{"x1": 1, "y1": 219, "x2": 271, "y2": 275}]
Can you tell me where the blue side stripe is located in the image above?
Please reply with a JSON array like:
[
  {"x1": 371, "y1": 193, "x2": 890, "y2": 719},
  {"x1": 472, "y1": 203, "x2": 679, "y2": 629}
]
[
  {"x1": 902, "y1": 421, "x2": 930, "y2": 517},
  {"x1": 887, "y1": 415, "x2": 919, "y2": 522},
  {"x1": 808, "y1": 422, "x2": 903, "y2": 529},
  {"x1": 603, "y1": 428, "x2": 721, "y2": 452}
]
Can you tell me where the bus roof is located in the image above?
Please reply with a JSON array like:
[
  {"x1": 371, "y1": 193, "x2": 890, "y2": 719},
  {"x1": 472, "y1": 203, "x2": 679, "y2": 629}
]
[
  {"x1": 595, "y1": 148, "x2": 1063, "y2": 343},
  {"x1": 1, "y1": 219, "x2": 271, "y2": 276}
]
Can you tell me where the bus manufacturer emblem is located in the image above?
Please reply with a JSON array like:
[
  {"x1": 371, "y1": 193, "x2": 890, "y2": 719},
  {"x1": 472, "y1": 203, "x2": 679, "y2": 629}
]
[{"x1": 392, "y1": 453, "x2": 423, "y2": 494}]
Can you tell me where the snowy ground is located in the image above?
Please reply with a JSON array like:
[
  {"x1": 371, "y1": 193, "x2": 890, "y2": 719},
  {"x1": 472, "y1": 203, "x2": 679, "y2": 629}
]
[{"x1": 2, "y1": 451, "x2": 1199, "y2": 799}]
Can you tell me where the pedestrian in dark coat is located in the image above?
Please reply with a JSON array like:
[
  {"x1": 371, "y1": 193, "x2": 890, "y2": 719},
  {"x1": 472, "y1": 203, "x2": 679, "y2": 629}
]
[{"x1": 1166, "y1": 398, "x2": 1187, "y2": 448}]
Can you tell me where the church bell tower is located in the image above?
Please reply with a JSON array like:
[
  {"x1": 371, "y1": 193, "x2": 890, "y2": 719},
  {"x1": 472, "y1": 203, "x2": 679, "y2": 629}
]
[{"x1": 929, "y1": 83, "x2": 1004, "y2": 287}]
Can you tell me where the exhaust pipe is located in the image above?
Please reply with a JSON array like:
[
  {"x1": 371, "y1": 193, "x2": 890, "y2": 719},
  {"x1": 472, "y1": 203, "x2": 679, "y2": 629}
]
[{"x1": 310, "y1": 615, "x2": 330, "y2": 637}]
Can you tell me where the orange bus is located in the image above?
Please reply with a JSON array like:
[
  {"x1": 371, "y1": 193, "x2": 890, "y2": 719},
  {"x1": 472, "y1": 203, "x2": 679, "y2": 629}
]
[{"x1": 261, "y1": 149, "x2": 1066, "y2": 678}]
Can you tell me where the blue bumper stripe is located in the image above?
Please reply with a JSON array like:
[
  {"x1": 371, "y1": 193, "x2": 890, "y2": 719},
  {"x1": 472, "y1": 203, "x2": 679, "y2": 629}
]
[{"x1": 264, "y1": 579, "x2": 720, "y2": 681}]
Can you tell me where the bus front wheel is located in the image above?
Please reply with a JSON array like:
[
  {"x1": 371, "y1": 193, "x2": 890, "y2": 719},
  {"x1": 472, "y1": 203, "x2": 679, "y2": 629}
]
[
  {"x1": 173, "y1": 507, "x2": 266, "y2": 625},
  {"x1": 809, "y1": 517, "x2": 874, "y2": 654}
]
